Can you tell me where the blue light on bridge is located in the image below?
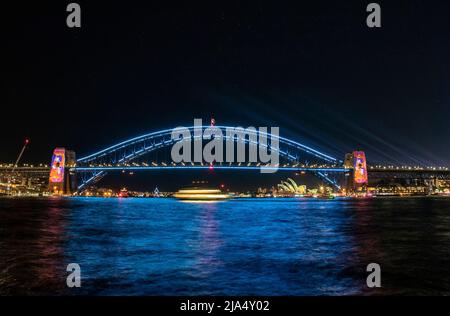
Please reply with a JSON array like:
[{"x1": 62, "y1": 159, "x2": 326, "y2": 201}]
[
  {"x1": 74, "y1": 125, "x2": 345, "y2": 191},
  {"x1": 73, "y1": 166, "x2": 349, "y2": 173},
  {"x1": 77, "y1": 125, "x2": 339, "y2": 164}
]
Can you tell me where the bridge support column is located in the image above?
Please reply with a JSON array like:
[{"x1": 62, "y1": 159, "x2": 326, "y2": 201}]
[
  {"x1": 48, "y1": 148, "x2": 77, "y2": 195},
  {"x1": 344, "y1": 151, "x2": 369, "y2": 195}
]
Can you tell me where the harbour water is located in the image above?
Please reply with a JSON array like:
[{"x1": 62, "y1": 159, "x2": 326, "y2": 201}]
[{"x1": 1, "y1": 197, "x2": 450, "y2": 295}]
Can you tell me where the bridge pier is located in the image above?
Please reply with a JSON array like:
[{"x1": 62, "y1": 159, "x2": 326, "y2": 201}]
[
  {"x1": 48, "y1": 148, "x2": 77, "y2": 195},
  {"x1": 344, "y1": 151, "x2": 368, "y2": 194}
]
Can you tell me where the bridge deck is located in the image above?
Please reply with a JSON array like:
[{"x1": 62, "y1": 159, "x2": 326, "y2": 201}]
[{"x1": 72, "y1": 166, "x2": 349, "y2": 172}]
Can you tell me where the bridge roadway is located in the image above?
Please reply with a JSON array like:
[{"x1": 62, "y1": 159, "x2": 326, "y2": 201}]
[
  {"x1": 72, "y1": 165, "x2": 348, "y2": 173},
  {"x1": 0, "y1": 166, "x2": 50, "y2": 175},
  {"x1": 368, "y1": 166, "x2": 450, "y2": 179},
  {"x1": 1, "y1": 165, "x2": 449, "y2": 179}
]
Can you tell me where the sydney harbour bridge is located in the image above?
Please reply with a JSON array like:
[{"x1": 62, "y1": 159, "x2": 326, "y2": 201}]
[{"x1": 2, "y1": 123, "x2": 449, "y2": 195}]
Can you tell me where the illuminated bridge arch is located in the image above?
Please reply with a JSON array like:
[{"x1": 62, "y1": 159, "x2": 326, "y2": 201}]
[{"x1": 74, "y1": 125, "x2": 345, "y2": 190}]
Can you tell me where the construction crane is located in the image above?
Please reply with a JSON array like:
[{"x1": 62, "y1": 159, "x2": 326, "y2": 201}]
[
  {"x1": 11, "y1": 138, "x2": 30, "y2": 173},
  {"x1": 6, "y1": 139, "x2": 30, "y2": 194}
]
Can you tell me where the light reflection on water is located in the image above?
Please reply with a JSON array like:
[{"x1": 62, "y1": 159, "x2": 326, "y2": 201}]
[{"x1": 1, "y1": 197, "x2": 450, "y2": 295}]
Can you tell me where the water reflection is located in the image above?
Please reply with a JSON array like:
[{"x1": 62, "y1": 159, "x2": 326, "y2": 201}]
[
  {"x1": 347, "y1": 198, "x2": 450, "y2": 295},
  {"x1": 1, "y1": 197, "x2": 450, "y2": 295},
  {"x1": 194, "y1": 203, "x2": 223, "y2": 274},
  {"x1": 0, "y1": 198, "x2": 69, "y2": 295}
]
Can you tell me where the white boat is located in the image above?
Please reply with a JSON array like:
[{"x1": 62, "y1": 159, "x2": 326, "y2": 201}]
[{"x1": 173, "y1": 188, "x2": 230, "y2": 201}]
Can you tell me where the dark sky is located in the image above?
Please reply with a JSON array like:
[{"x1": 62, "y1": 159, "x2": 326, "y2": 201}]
[{"x1": 2, "y1": 1, "x2": 450, "y2": 168}]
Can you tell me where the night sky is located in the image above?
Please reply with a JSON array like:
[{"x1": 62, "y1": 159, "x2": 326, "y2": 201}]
[{"x1": 2, "y1": 1, "x2": 450, "y2": 171}]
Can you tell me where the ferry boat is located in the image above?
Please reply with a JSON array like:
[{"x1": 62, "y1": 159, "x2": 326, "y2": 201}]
[
  {"x1": 173, "y1": 188, "x2": 231, "y2": 201},
  {"x1": 118, "y1": 188, "x2": 129, "y2": 198},
  {"x1": 317, "y1": 194, "x2": 335, "y2": 200}
]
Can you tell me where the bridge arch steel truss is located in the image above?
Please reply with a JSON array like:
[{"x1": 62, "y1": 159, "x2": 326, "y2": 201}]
[{"x1": 74, "y1": 126, "x2": 345, "y2": 191}]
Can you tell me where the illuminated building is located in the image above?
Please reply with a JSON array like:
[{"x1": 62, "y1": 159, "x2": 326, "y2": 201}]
[
  {"x1": 277, "y1": 178, "x2": 307, "y2": 196},
  {"x1": 48, "y1": 148, "x2": 77, "y2": 195}
]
